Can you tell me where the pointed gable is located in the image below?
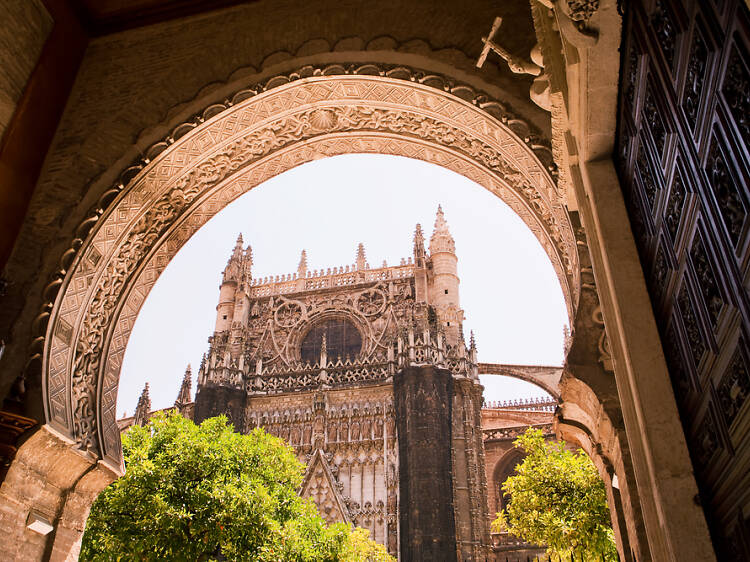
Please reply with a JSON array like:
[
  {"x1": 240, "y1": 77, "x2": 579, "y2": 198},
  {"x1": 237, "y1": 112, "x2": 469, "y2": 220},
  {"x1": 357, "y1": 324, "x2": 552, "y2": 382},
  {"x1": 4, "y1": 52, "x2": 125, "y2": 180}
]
[{"x1": 299, "y1": 449, "x2": 350, "y2": 525}]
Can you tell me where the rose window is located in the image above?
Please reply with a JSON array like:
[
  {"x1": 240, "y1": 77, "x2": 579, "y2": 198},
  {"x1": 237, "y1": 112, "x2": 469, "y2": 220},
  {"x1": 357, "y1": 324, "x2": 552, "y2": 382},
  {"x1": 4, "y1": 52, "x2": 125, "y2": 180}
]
[{"x1": 300, "y1": 318, "x2": 362, "y2": 363}]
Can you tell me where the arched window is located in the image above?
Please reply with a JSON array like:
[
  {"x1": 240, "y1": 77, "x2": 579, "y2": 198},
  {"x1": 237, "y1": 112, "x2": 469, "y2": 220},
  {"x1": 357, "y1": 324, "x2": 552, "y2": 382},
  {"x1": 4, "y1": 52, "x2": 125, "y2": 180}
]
[
  {"x1": 494, "y1": 451, "x2": 524, "y2": 513},
  {"x1": 300, "y1": 318, "x2": 362, "y2": 363}
]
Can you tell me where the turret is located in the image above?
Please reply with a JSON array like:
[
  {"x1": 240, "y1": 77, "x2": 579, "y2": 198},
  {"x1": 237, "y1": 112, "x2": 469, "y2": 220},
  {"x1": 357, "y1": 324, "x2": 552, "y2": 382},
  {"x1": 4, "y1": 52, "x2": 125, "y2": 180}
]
[
  {"x1": 428, "y1": 206, "x2": 463, "y2": 344},
  {"x1": 134, "y1": 383, "x2": 151, "y2": 426},
  {"x1": 175, "y1": 364, "x2": 192, "y2": 410},
  {"x1": 215, "y1": 234, "x2": 252, "y2": 334}
]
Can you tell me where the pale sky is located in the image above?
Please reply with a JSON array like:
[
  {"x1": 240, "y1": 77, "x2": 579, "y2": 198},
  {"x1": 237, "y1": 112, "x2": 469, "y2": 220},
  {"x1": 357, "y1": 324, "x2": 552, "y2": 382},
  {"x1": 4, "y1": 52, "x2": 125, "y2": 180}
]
[{"x1": 118, "y1": 154, "x2": 567, "y2": 416}]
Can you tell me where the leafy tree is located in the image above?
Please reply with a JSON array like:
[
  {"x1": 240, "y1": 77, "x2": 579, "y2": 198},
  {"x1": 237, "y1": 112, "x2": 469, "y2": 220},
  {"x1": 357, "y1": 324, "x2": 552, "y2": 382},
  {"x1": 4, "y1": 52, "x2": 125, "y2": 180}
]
[
  {"x1": 81, "y1": 411, "x2": 393, "y2": 561},
  {"x1": 492, "y1": 428, "x2": 617, "y2": 561}
]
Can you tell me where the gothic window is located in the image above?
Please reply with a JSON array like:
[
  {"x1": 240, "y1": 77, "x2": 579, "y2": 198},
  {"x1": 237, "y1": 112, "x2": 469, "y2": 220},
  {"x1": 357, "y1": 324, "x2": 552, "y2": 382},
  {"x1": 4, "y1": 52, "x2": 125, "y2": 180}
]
[{"x1": 300, "y1": 318, "x2": 362, "y2": 363}]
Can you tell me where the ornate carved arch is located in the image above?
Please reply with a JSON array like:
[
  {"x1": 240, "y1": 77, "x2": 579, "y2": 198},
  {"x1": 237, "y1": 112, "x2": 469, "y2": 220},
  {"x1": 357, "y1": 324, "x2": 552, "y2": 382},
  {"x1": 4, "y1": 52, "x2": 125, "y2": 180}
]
[{"x1": 40, "y1": 65, "x2": 579, "y2": 467}]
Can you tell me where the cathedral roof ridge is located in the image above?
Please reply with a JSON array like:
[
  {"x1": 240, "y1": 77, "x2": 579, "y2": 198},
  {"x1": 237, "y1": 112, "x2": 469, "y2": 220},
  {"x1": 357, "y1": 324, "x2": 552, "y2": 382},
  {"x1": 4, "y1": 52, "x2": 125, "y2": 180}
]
[{"x1": 247, "y1": 255, "x2": 415, "y2": 297}]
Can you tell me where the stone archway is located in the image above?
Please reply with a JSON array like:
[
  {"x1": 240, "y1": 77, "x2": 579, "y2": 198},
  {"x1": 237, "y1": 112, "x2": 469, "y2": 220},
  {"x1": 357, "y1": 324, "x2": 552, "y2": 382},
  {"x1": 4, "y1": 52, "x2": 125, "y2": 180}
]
[{"x1": 40, "y1": 66, "x2": 579, "y2": 469}]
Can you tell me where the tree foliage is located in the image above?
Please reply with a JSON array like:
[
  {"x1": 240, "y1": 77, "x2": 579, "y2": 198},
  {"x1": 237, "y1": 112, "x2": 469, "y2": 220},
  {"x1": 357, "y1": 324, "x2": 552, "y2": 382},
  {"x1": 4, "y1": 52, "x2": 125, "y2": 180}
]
[
  {"x1": 80, "y1": 412, "x2": 393, "y2": 561},
  {"x1": 492, "y1": 428, "x2": 617, "y2": 561}
]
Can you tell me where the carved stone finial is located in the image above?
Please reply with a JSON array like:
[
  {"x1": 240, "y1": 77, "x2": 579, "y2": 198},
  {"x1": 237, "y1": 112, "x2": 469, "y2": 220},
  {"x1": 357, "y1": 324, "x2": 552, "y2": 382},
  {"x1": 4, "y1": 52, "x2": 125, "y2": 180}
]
[
  {"x1": 429, "y1": 205, "x2": 456, "y2": 254},
  {"x1": 298, "y1": 249, "x2": 308, "y2": 278}
]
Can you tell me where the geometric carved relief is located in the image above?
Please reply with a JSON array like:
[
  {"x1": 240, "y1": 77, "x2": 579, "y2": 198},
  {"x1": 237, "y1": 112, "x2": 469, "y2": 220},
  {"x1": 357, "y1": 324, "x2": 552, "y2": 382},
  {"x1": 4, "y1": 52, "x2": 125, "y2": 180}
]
[
  {"x1": 41, "y1": 67, "x2": 577, "y2": 467},
  {"x1": 300, "y1": 449, "x2": 351, "y2": 525},
  {"x1": 718, "y1": 340, "x2": 750, "y2": 430}
]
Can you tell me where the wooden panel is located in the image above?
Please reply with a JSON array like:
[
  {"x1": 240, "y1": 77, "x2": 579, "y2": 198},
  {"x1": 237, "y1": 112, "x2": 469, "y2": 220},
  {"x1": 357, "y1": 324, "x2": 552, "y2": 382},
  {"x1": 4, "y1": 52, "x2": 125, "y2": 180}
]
[{"x1": 617, "y1": 0, "x2": 750, "y2": 557}]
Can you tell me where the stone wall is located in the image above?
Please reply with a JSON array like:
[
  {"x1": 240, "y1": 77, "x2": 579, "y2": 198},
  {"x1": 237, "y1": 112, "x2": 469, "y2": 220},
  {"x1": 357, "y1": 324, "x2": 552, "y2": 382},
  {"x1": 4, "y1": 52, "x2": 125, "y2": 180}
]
[{"x1": 0, "y1": 0, "x2": 51, "y2": 140}]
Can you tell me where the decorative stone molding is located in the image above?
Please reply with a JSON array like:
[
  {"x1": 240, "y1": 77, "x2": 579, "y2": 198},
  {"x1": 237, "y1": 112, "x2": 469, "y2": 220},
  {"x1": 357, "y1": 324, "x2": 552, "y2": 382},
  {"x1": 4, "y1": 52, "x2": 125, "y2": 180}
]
[{"x1": 38, "y1": 65, "x2": 578, "y2": 466}]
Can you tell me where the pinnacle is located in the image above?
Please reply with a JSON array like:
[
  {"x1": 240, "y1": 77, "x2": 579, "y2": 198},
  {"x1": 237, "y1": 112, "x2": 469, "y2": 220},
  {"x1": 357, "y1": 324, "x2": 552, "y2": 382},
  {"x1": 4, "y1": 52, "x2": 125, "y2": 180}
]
[
  {"x1": 433, "y1": 204, "x2": 449, "y2": 233},
  {"x1": 356, "y1": 243, "x2": 367, "y2": 270},
  {"x1": 298, "y1": 249, "x2": 308, "y2": 275},
  {"x1": 414, "y1": 223, "x2": 424, "y2": 241}
]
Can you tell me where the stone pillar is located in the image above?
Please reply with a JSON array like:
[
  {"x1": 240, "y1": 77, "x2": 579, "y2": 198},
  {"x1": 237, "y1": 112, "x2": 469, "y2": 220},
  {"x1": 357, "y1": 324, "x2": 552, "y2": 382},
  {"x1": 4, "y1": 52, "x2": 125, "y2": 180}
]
[
  {"x1": 394, "y1": 365, "x2": 457, "y2": 561},
  {"x1": 0, "y1": 426, "x2": 118, "y2": 561},
  {"x1": 574, "y1": 159, "x2": 715, "y2": 561},
  {"x1": 193, "y1": 386, "x2": 246, "y2": 430}
]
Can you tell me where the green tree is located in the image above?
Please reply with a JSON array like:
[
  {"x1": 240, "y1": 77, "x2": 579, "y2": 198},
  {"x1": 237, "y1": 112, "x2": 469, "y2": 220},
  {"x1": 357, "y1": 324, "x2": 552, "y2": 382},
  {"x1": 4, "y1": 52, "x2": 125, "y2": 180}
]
[
  {"x1": 81, "y1": 411, "x2": 393, "y2": 561},
  {"x1": 492, "y1": 428, "x2": 617, "y2": 561}
]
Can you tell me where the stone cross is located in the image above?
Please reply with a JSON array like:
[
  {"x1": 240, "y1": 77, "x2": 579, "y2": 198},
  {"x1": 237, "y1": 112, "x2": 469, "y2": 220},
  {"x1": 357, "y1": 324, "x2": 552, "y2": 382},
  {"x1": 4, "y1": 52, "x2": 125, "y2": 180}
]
[{"x1": 476, "y1": 16, "x2": 542, "y2": 76}]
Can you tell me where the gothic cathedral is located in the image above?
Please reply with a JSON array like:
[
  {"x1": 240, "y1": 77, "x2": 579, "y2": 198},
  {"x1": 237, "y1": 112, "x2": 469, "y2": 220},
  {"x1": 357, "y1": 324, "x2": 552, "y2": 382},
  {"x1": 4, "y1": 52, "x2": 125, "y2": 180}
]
[{"x1": 151, "y1": 207, "x2": 491, "y2": 559}]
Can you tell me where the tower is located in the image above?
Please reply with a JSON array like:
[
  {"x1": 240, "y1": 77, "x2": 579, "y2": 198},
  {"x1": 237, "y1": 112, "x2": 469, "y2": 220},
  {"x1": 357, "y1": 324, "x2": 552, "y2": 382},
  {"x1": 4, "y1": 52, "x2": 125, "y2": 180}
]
[
  {"x1": 188, "y1": 207, "x2": 489, "y2": 559},
  {"x1": 194, "y1": 234, "x2": 252, "y2": 429},
  {"x1": 427, "y1": 205, "x2": 463, "y2": 345}
]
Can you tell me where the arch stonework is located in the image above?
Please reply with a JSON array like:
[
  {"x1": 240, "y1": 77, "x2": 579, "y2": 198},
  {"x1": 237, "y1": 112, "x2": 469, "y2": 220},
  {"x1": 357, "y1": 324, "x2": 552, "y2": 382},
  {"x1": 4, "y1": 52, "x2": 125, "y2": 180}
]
[
  {"x1": 0, "y1": 2, "x2": 723, "y2": 561},
  {"x1": 41, "y1": 69, "x2": 579, "y2": 468}
]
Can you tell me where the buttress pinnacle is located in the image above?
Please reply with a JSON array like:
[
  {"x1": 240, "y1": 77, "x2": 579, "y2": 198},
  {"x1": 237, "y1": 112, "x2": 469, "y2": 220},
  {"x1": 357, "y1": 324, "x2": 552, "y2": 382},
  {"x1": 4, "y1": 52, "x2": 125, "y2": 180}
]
[
  {"x1": 298, "y1": 249, "x2": 308, "y2": 277},
  {"x1": 134, "y1": 383, "x2": 152, "y2": 426},
  {"x1": 175, "y1": 364, "x2": 192, "y2": 407},
  {"x1": 356, "y1": 243, "x2": 367, "y2": 270}
]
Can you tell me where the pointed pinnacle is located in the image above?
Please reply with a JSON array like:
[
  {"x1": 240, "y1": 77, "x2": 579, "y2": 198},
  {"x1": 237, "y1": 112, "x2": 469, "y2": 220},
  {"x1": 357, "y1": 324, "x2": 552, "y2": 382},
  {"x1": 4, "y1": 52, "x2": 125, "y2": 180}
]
[
  {"x1": 356, "y1": 243, "x2": 366, "y2": 270},
  {"x1": 433, "y1": 205, "x2": 449, "y2": 232}
]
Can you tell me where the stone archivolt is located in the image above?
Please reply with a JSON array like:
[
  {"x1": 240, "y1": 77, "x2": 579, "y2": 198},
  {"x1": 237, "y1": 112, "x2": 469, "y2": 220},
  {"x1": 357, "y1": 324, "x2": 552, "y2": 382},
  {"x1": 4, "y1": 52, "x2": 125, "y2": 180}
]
[{"x1": 38, "y1": 68, "x2": 575, "y2": 465}]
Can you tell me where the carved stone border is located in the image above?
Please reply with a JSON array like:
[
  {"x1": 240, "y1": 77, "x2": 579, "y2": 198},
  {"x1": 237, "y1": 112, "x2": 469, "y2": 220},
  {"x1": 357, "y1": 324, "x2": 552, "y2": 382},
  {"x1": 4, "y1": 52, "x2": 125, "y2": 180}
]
[{"x1": 38, "y1": 64, "x2": 578, "y2": 467}]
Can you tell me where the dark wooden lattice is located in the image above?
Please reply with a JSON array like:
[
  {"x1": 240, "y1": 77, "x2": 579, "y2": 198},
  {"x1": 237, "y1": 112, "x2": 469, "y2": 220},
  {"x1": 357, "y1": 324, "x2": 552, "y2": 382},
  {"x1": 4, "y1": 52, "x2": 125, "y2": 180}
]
[{"x1": 617, "y1": 0, "x2": 750, "y2": 556}]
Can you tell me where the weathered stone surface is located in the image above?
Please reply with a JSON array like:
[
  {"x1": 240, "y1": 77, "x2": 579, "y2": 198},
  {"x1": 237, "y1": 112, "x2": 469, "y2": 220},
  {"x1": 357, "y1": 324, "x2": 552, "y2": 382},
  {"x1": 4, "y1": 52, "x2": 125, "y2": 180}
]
[
  {"x1": 0, "y1": 0, "x2": 51, "y2": 139},
  {"x1": 394, "y1": 365, "x2": 457, "y2": 561}
]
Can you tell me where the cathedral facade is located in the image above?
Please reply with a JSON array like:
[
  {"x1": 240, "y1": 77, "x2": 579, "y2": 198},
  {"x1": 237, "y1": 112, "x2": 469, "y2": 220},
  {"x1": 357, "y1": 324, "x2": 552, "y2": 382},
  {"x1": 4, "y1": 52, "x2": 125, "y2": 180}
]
[{"x1": 134, "y1": 207, "x2": 492, "y2": 560}]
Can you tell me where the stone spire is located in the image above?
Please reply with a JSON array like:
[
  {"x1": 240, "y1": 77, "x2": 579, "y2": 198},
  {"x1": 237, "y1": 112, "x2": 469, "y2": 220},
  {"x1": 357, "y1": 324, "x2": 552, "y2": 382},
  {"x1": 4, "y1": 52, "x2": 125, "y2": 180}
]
[
  {"x1": 356, "y1": 243, "x2": 367, "y2": 270},
  {"x1": 232, "y1": 233, "x2": 244, "y2": 259},
  {"x1": 429, "y1": 205, "x2": 456, "y2": 254},
  {"x1": 223, "y1": 233, "x2": 246, "y2": 283},
  {"x1": 298, "y1": 250, "x2": 308, "y2": 278},
  {"x1": 175, "y1": 364, "x2": 192, "y2": 409},
  {"x1": 413, "y1": 223, "x2": 426, "y2": 266},
  {"x1": 134, "y1": 383, "x2": 151, "y2": 426}
]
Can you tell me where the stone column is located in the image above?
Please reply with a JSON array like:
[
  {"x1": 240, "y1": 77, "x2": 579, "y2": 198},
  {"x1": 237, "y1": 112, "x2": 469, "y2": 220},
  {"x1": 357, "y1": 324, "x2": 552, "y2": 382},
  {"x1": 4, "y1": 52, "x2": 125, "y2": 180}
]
[{"x1": 394, "y1": 365, "x2": 457, "y2": 561}]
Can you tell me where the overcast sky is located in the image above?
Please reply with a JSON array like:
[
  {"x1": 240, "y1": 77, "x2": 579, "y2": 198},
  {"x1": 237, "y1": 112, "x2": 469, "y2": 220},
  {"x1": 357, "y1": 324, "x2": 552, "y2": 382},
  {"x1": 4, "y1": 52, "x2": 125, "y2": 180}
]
[{"x1": 118, "y1": 154, "x2": 568, "y2": 416}]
